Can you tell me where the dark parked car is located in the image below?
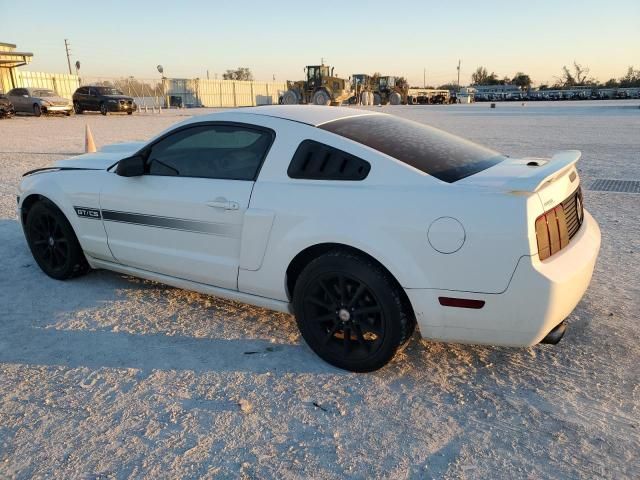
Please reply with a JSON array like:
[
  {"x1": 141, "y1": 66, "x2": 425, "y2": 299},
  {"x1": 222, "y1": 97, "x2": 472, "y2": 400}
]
[
  {"x1": 0, "y1": 94, "x2": 15, "y2": 118},
  {"x1": 72, "y1": 86, "x2": 137, "y2": 115}
]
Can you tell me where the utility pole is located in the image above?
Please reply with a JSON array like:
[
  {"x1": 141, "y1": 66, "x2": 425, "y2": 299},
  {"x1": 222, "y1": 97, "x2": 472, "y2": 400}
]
[
  {"x1": 64, "y1": 39, "x2": 72, "y2": 75},
  {"x1": 456, "y1": 59, "x2": 461, "y2": 89},
  {"x1": 423, "y1": 68, "x2": 426, "y2": 89}
]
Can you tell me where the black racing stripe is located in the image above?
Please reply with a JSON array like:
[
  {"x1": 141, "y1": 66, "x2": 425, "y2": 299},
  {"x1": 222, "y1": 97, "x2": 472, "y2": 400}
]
[{"x1": 101, "y1": 210, "x2": 239, "y2": 237}]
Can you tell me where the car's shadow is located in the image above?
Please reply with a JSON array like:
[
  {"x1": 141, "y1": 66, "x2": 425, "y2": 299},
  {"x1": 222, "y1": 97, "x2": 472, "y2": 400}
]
[{"x1": 0, "y1": 219, "x2": 341, "y2": 375}]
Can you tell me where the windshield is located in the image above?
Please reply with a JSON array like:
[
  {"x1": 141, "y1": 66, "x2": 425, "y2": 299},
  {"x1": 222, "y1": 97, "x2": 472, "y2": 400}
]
[
  {"x1": 97, "y1": 87, "x2": 124, "y2": 95},
  {"x1": 33, "y1": 89, "x2": 57, "y2": 97},
  {"x1": 319, "y1": 115, "x2": 505, "y2": 183}
]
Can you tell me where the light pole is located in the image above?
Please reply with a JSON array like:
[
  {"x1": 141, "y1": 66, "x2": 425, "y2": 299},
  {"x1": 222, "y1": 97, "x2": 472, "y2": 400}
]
[{"x1": 157, "y1": 64, "x2": 167, "y2": 109}]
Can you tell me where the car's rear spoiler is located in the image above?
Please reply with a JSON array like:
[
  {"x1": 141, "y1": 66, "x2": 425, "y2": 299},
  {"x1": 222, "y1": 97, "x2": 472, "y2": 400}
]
[{"x1": 508, "y1": 150, "x2": 581, "y2": 193}]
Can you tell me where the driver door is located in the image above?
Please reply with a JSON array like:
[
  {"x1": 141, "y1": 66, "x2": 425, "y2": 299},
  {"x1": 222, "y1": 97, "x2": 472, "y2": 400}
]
[{"x1": 99, "y1": 122, "x2": 274, "y2": 290}]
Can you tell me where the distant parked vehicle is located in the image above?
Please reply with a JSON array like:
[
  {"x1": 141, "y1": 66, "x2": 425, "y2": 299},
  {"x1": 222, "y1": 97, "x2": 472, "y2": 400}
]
[
  {"x1": 73, "y1": 86, "x2": 137, "y2": 115},
  {"x1": 0, "y1": 94, "x2": 15, "y2": 118},
  {"x1": 5, "y1": 88, "x2": 73, "y2": 116}
]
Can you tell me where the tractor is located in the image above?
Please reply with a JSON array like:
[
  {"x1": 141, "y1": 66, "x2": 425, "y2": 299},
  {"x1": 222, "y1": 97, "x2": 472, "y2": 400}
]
[
  {"x1": 281, "y1": 64, "x2": 352, "y2": 106},
  {"x1": 373, "y1": 76, "x2": 408, "y2": 105},
  {"x1": 349, "y1": 74, "x2": 375, "y2": 105}
]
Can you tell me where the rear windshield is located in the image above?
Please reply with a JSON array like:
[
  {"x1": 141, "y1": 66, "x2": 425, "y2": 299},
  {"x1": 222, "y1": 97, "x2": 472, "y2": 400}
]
[{"x1": 319, "y1": 115, "x2": 505, "y2": 183}]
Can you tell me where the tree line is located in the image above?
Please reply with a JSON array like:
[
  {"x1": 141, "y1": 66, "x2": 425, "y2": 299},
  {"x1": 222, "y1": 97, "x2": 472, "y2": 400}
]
[{"x1": 466, "y1": 63, "x2": 640, "y2": 90}]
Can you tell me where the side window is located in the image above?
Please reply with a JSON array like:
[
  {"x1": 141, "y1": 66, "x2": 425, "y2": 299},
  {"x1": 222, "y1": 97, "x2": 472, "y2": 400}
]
[
  {"x1": 147, "y1": 124, "x2": 273, "y2": 181},
  {"x1": 287, "y1": 140, "x2": 371, "y2": 180}
]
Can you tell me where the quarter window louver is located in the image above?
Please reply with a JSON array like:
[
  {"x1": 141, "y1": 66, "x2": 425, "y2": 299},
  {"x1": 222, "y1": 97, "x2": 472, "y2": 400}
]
[{"x1": 287, "y1": 140, "x2": 371, "y2": 181}]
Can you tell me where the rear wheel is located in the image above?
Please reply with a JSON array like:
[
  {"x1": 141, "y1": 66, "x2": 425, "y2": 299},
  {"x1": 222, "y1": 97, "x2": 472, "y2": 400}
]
[
  {"x1": 293, "y1": 250, "x2": 415, "y2": 372},
  {"x1": 312, "y1": 90, "x2": 331, "y2": 106},
  {"x1": 127, "y1": 110, "x2": 133, "y2": 115},
  {"x1": 373, "y1": 93, "x2": 382, "y2": 105},
  {"x1": 389, "y1": 92, "x2": 402, "y2": 105},
  {"x1": 25, "y1": 201, "x2": 89, "y2": 280},
  {"x1": 33, "y1": 104, "x2": 42, "y2": 117}
]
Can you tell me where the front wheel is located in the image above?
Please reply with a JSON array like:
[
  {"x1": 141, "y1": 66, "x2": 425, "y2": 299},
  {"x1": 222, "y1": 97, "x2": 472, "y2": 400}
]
[
  {"x1": 100, "y1": 103, "x2": 108, "y2": 115},
  {"x1": 281, "y1": 90, "x2": 298, "y2": 105},
  {"x1": 293, "y1": 250, "x2": 415, "y2": 372},
  {"x1": 33, "y1": 104, "x2": 42, "y2": 117},
  {"x1": 127, "y1": 111, "x2": 133, "y2": 115},
  {"x1": 25, "y1": 201, "x2": 89, "y2": 280},
  {"x1": 73, "y1": 102, "x2": 83, "y2": 114}
]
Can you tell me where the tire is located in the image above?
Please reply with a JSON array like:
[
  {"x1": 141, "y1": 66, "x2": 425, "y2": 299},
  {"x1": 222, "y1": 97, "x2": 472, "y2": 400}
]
[
  {"x1": 100, "y1": 103, "x2": 108, "y2": 115},
  {"x1": 293, "y1": 250, "x2": 415, "y2": 372},
  {"x1": 33, "y1": 104, "x2": 42, "y2": 117},
  {"x1": 389, "y1": 92, "x2": 402, "y2": 105},
  {"x1": 73, "y1": 102, "x2": 83, "y2": 114},
  {"x1": 373, "y1": 93, "x2": 382, "y2": 106},
  {"x1": 282, "y1": 90, "x2": 298, "y2": 105},
  {"x1": 127, "y1": 111, "x2": 133, "y2": 115},
  {"x1": 25, "y1": 201, "x2": 90, "y2": 280},
  {"x1": 65, "y1": 109, "x2": 73, "y2": 116},
  {"x1": 360, "y1": 91, "x2": 370, "y2": 105},
  {"x1": 312, "y1": 90, "x2": 331, "y2": 106}
]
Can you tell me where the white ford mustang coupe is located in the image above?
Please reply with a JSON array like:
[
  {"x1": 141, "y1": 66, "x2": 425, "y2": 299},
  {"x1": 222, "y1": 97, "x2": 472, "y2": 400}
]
[{"x1": 17, "y1": 106, "x2": 601, "y2": 371}]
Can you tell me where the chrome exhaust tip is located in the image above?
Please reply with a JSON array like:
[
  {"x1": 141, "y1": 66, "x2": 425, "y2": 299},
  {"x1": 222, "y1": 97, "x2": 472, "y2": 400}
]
[{"x1": 541, "y1": 322, "x2": 567, "y2": 345}]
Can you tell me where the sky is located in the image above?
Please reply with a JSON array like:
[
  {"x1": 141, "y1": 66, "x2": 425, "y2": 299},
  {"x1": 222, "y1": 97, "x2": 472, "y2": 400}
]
[{"x1": 2, "y1": 0, "x2": 639, "y2": 87}]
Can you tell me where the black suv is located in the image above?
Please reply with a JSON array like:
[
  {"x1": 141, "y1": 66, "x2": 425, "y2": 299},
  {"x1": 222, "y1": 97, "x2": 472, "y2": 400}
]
[
  {"x1": 0, "y1": 94, "x2": 15, "y2": 118},
  {"x1": 73, "y1": 86, "x2": 137, "y2": 115}
]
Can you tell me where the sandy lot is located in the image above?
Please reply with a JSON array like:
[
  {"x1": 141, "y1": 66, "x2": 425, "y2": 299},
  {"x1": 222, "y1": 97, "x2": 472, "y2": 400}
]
[{"x1": 0, "y1": 102, "x2": 639, "y2": 479}]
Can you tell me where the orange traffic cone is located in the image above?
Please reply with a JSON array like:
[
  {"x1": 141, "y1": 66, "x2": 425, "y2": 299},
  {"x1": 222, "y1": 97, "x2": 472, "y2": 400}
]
[{"x1": 85, "y1": 124, "x2": 96, "y2": 153}]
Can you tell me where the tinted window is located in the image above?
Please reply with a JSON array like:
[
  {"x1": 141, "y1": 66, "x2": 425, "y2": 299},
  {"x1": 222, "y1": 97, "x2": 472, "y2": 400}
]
[
  {"x1": 288, "y1": 140, "x2": 370, "y2": 180},
  {"x1": 97, "y1": 87, "x2": 124, "y2": 95},
  {"x1": 319, "y1": 115, "x2": 505, "y2": 183},
  {"x1": 147, "y1": 124, "x2": 273, "y2": 180}
]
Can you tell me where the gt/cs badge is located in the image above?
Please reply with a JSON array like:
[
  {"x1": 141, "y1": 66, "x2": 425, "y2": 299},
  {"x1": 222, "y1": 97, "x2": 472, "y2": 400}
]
[{"x1": 74, "y1": 206, "x2": 101, "y2": 219}]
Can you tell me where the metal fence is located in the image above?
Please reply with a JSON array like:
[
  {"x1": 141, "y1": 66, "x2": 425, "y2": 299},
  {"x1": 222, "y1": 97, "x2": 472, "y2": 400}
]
[
  {"x1": 16, "y1": 71, "x2": 80, "y2": 100},
  {"x1": 14, "y1": 71, "x2": 287, "y2": 108}
]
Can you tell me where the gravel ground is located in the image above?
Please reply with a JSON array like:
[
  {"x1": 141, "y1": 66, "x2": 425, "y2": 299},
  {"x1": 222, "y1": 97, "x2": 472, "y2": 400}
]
[{"x1": 0, "y1": 101, "x2": 638, "y2": 479}]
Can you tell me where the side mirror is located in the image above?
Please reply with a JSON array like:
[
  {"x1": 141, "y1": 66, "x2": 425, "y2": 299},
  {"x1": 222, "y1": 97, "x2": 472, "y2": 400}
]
[{"x1": 115, "y1": 154, "x2": 145, "y2": 177}]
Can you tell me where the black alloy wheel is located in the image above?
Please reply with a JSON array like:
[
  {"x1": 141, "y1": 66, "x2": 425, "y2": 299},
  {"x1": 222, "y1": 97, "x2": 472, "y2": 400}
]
[
  {"x1": 26, "y1": 201, "x2": 89, "y2": 280},
  {"x1": 293, "y1": 250, "x2": 414, "y2": 372}
]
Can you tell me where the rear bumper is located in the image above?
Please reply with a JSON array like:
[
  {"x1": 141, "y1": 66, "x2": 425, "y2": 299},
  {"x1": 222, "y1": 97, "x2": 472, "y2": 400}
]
[{"x1": 406, "y1": 209, "x2": 601, "y2": 347}]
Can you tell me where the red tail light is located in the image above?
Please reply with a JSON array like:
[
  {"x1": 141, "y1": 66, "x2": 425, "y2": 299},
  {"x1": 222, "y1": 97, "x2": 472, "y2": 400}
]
[{"x1": 535, "y1": 205, "x2": 569, "y2": 261}]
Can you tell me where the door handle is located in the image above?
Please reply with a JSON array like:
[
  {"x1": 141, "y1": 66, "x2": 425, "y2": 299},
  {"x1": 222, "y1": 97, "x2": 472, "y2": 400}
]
[{"x1": 206, "y1": 199, "x2": 239, "y2": 210}]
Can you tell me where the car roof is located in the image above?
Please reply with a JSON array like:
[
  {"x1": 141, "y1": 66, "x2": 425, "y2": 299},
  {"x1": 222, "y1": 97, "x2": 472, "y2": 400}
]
[{"x1": 200, "y1": 105, "x2": 382, "y2": 127}]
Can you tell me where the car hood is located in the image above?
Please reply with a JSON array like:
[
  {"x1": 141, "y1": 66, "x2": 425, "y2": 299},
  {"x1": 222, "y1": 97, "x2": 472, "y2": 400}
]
[
  {"x1": 54, "y1": 141, "x2": 146, "y2": 170},
  {"x1": 41, "y1": 95, "x2": 70, "y2": 104}
]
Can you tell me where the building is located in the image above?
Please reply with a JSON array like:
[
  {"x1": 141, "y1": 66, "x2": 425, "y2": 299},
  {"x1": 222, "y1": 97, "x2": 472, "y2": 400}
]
[{"x1": 0, "y1": 42, "x2": 33, "y2": 93}]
